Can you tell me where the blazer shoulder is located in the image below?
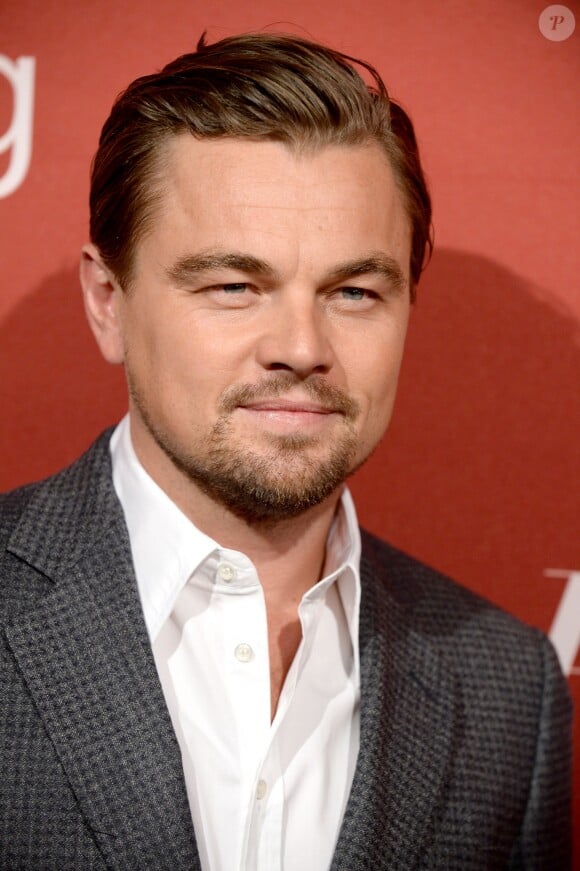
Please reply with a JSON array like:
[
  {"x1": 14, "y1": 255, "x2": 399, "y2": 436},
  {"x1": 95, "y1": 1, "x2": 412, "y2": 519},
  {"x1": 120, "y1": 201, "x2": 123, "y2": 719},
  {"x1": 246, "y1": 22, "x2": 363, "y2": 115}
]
[
  {"x1": 359, "y1": 526, "x2": 571, "y2": 751},
  {"x1": 359, "y1": 527, "x2": 559, "y2": 663},
  {"x1": 0, "y1": 480, "x2": 37, "y2": 542},
  {"x1": 0, "y1": 429, "x2": 114, "y2": 535},
  {"x1": 0, "y1": 429, "x2": 118, "y2": 618},
  {"x1": 361, "y1": 527, "x2": 497, "y2": 611}
]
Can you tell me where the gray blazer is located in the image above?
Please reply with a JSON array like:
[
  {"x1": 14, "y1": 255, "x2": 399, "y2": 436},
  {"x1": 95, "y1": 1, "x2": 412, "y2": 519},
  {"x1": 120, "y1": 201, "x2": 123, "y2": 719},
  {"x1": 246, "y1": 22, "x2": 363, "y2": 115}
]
[{"x1": 0, "y1": 431, "x2": 571, "y2": 869}]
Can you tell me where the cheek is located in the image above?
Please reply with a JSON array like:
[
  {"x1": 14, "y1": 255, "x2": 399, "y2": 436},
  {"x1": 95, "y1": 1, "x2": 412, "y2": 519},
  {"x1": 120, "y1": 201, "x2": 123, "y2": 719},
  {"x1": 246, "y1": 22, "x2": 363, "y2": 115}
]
[
  {"x1": 124, "y1": 308, "x2": 197, "y2": 379},
  {"x1": 365, "y1": 378, "x2": 399, "y2": 428},
  {"x1": 347, "y1": 319, "x2": 408, "y2": 390},
  {"x1": 350, "y1": 335, "x2": 408, "y2": 431}
]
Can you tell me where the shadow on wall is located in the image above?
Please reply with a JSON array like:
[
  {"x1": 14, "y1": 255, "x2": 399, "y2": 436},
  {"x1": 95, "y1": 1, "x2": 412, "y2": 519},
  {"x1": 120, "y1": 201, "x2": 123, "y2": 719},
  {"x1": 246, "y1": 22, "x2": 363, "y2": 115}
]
[
  {"x1": 349, "y1": 249, "x2": 580, "y2": 621},
  {"x1": 0, "y1": 248, "x2": 579, "y2": 619},
  {"x1": 0, "y1": 269, "x2": 127, "y2": 489}
]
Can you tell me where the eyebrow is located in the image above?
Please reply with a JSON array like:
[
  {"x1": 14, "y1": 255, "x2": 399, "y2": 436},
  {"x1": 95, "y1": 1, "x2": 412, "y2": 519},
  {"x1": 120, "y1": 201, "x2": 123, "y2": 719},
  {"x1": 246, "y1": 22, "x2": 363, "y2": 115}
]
[
  {"x1": 166, "y1": 252, "x2": 276, "y2": 284},
  {"x1": 166, "y1": 250, "x2": 407, "y2": 293},
  {"x1": 325, "y1": 254, "x2": 408, "y2": 294}
]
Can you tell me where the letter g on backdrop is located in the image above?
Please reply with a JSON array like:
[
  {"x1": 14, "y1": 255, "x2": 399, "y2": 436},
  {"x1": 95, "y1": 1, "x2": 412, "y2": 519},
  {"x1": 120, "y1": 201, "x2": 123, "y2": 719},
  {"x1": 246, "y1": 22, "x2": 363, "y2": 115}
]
[{"x1": 0, "y1": 54, "x2": 35, "y2": 198}]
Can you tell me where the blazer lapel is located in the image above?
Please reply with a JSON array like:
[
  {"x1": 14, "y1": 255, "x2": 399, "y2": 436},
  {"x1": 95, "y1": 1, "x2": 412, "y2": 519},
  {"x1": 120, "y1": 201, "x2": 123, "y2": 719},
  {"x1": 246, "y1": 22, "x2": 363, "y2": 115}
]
[
  {"x1": 4, "y1": 433, "x2": 200, "y2": 869},
  {"x1": 331, "y1": 538, "x2": 460, "y2": 870}
]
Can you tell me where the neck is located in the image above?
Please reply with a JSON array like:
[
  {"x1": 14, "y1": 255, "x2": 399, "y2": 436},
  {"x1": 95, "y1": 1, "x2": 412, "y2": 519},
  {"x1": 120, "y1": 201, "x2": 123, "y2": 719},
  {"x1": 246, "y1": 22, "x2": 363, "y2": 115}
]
[{"x1": 223, "y1": 498, "x2": 339, "y2": 600}]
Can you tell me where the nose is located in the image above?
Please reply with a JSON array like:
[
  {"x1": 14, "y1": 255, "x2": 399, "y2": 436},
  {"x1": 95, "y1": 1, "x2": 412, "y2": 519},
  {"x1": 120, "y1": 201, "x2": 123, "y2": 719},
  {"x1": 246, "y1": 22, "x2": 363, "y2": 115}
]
[{"x1": 255, "y1": 291, "x2": 334, "y2": 377}]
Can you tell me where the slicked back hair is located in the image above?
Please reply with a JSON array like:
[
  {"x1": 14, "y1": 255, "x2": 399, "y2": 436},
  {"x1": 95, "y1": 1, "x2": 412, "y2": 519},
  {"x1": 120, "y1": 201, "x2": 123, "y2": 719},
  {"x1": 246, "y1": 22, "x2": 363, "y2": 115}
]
[{"x1": 90, "y1": 32, "x2": 432, "y2": 299}]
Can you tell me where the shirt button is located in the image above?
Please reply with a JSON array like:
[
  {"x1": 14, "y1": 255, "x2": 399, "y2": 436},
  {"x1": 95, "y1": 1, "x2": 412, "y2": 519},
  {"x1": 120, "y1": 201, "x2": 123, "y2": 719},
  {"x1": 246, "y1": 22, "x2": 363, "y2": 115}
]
[
  {"x1": 256, "y1": 779, "x2": 267, "y2": 800},
  {"x1": 218, "y1": 563, "x2": 236, "y2": 582},
  {"x1": 234, "y1": 643, "x2": 253, "y2": 663}
]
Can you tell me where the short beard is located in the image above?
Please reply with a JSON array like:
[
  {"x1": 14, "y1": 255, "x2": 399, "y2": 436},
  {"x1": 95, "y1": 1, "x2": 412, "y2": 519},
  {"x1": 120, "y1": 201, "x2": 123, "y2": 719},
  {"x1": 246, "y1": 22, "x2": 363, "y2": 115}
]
[{"x1": 129, "y1": 371, "x2": 361, "y2": 525}]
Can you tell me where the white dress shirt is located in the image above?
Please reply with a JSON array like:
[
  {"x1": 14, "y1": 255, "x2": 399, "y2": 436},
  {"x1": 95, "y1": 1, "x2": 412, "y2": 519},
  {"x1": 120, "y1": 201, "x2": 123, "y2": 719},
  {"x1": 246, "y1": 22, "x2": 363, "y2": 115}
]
[{"x1": 110, "y1": 415, "x2": 361, "y2": 871}]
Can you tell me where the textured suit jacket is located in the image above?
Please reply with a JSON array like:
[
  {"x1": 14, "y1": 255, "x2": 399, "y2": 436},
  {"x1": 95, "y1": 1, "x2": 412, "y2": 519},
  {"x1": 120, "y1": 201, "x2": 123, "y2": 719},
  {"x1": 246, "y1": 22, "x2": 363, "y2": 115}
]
[{"x1": 0, "y1": 431, "x2": 572, "y2": 870}]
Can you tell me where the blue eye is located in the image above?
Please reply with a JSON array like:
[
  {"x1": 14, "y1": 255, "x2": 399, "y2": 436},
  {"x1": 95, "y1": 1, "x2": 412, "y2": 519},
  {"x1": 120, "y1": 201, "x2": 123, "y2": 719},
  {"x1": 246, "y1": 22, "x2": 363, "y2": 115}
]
[
  {"x1": 340, "y1": 287, "x2": 366, "y2": 300},
  {"x1": 221, "y1": 283, "x2": 248, "y2": 293}
]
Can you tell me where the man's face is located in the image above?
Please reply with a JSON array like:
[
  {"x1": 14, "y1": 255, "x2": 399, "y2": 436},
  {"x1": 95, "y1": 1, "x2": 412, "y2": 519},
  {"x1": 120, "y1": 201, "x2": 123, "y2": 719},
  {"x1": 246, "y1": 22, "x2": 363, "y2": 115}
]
[{"x1": 100, "y1": 136, "x2": 411, "y2": 523}]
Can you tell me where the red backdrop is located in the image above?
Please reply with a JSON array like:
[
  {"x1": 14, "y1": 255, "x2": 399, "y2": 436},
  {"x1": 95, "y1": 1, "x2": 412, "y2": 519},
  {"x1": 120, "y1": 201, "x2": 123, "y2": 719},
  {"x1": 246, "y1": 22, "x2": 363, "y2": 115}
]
[{"x1": 1, "y1": 0, "x2": 579, "y2": 858}]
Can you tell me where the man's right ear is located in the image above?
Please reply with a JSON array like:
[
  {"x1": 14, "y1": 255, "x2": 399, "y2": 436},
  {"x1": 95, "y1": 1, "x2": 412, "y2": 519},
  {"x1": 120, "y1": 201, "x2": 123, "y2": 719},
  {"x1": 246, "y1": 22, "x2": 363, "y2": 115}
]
[{"x1": 80, "y1": 244, "x2": 125, "y2": 365}]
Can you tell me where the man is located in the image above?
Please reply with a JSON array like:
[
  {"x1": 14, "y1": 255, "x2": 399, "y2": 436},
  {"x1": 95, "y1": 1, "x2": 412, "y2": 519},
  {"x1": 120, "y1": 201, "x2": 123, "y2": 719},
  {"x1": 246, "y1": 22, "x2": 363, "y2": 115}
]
[{"x1": 0, "y1": 33, "x2": 571, "y2": 870}]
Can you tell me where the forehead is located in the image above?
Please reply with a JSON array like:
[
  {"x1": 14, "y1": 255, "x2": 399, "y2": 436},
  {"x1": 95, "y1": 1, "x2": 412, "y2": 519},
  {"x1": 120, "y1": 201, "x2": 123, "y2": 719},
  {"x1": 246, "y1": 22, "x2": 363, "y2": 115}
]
[{"x1": 139, "y1": 135, "x2": 411, "y2": 276}]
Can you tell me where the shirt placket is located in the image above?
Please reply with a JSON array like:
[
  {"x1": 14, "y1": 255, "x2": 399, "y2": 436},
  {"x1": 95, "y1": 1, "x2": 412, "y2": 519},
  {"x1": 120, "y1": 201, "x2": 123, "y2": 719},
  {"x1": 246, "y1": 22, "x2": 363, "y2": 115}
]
[
  {"x1": 246, "y1": 739, "x2": 283, "y2": 871},
  {"x1": 240, "y1": 597, "x2": 324, "y2": 871},
  {"x1": 216, "y1": 555, "x2": 272, "y2": 868}
]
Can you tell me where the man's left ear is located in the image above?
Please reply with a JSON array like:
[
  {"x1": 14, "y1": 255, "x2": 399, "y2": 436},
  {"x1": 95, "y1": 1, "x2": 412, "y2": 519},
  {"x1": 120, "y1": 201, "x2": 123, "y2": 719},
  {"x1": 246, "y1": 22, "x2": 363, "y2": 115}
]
[{"x1": 80, "y1": 243, "x2": 125, "y2": 365}]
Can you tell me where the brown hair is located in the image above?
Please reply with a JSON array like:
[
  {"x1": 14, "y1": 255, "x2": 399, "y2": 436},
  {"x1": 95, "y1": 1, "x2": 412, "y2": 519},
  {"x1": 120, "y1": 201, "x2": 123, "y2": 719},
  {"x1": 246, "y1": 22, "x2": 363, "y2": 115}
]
[{"x1": 90, "y1": 32, "x2": 432, "y2": 298}]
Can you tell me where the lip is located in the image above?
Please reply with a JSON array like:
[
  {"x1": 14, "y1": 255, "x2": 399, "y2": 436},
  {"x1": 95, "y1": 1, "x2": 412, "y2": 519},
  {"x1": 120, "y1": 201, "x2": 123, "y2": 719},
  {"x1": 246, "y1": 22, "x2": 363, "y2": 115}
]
[
  {"x1": 239, "y1": 398, "x2": 337, "y2": 414},
  {"x1": 235, "y1": 397, "x2": 340, "y2": 433}
]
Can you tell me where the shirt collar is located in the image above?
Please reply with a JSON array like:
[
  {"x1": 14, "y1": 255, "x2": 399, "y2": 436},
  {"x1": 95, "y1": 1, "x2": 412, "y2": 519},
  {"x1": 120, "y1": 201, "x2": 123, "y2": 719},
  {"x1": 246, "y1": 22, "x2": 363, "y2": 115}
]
[
  {"x1": 110, "y1": 415, "x2": 361, "y2": 664},
  {"x1": 110, "y1": 416, "x2": 219, "y2": 640},
  {"x1": 323, "y1": 486, "x2": 361, "y2": 680}
]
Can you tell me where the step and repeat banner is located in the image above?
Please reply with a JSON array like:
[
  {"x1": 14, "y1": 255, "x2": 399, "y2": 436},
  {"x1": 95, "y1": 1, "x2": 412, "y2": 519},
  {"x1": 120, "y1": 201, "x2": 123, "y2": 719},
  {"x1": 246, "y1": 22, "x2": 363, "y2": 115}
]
[{"x1": 2, "y1": 0, "x2": 579, "y2": 857}]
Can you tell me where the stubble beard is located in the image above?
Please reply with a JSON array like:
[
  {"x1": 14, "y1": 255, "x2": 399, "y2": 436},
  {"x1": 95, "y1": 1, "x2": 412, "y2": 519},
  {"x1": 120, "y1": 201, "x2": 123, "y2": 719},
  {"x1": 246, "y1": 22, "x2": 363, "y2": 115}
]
[{"x1": 128, "y1": 371, "x2": 363, "y2": 525}]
